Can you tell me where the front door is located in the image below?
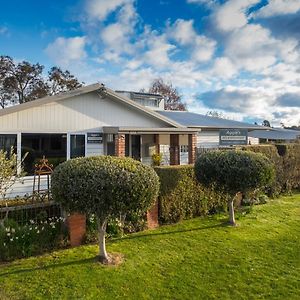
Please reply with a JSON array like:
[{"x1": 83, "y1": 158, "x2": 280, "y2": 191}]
[{"x1": 131, "y1": 135, "x2": 141, "y2": 161}]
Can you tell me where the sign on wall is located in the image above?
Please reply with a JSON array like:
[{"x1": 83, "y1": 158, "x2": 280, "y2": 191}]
[
  {"x1": 219, "y1": 129, "x2": 248, "y2": 146},
  {"x1": 87, "y1": 132, "x2": 103, "y2": 144}
]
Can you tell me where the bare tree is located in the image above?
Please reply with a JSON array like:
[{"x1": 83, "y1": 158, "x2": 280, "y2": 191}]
[{"x1": 149, "y1": 78, "x2": 187, "y2": 111}]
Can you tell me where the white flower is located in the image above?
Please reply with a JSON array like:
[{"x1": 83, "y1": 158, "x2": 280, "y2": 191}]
[
  {"x1": 6, "y1": 232, "x2": 11, "y2": 237},
  {"x1": 30, "y1": 220, "x2": 34, "y2": 224}
]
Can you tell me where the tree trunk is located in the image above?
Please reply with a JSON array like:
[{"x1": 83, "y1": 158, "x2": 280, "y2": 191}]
[
  {"x1": 98, "y1": 218, "x2": 109, "y2": 263},
  {"x1": 228, "y1": 199, "x2": 236, "y2": 226}
]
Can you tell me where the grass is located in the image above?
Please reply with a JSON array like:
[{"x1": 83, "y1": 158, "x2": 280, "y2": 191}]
[{"x1": 0, "y1": 194, "x2": 300, "y2": 300}]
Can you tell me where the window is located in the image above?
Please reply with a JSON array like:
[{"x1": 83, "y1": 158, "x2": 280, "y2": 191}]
[
  {"x1": 21, "y1": 134, "x2": 67, "y2": 175},
  {"x1": 180, "y1": 145, "x2": 189, "y2": 153},
  {"x1": 70, "y1": 135, "x2": 85, "y2": 159},
  {"x1": 0, "y1": 134, "x2": 17, "y2": 153}
]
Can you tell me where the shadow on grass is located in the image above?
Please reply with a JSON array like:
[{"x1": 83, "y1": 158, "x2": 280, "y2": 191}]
[
  {"x1": 110, "y1": 222, "x2": 228, "y2": 243},
  {"x1": 0, "y1": 222, "x2": 227, "y2": 277},
  {"x1": 0, "y1": 257, "x2": 96, "y2": 277}
]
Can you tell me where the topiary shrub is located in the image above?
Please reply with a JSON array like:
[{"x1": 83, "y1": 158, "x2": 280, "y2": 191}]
[
  {"x1": 51, "y1": 156, "x2": 160, "y2": 264},
  {"x1": 195, "y1": 150, "x2": 275, "y2": 226}
]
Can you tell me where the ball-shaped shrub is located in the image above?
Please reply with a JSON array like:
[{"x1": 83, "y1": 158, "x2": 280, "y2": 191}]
[
  {"x1": 51, "y1": 155, "x2": 160, "y2": 262},
  {"x1": 194, "y1": 150, "x2": 275, "y2": 225}
]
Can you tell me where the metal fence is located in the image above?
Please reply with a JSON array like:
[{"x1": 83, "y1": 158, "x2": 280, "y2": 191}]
[{"x1": 0, "y1": 197, "x2": 62, "y2": 226}]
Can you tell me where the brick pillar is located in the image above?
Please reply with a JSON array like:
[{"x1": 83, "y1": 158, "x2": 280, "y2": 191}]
[
  {"x1": 188, "y1": 134, "x2": 197, "y2": 164},
  {"x1": 154, "y1": 134, "x2": 160, "y2": 154},
  {"x1": 115, "y1": 134, "x2": 125, "y2": 157},
  {"x1": 147, "y1": 201, "x2": 159, "y2": 229},
  {"x1": 67, "y1": 213, "x2": 86, "y2": 247},
  {"x1": 170, "y1": 134, "x2": 180, "y2": 165}
]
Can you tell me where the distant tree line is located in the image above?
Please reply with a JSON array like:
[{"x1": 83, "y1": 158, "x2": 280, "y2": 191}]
[{"x1": 0, "y1": 55, "x2": 83, "y2": 108}]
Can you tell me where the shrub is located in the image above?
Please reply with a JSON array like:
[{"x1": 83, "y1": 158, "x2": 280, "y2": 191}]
[
  {"x1": 152, "y1": 153, "x2": 162, "y2": 166},
  {"x1": 0, "y1": 147, "x2": 26, "y2": 200},
  {"x1": 242, "y1": 144, "x2": 300, "y2": 194},
  {"x1": 194, "y1": 150, "x2": 275, "y2": 225},
  {"x1": 154, "y1": 165, "x2": 227, "y2": 224},
  {"x1": 52, "y1": 156, "x2": 160, "y2": 264}
]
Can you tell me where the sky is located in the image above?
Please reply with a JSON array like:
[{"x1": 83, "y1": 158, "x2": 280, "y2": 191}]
[{"x1": 0, "y1": 0, "x2": 300, "y2": 126}]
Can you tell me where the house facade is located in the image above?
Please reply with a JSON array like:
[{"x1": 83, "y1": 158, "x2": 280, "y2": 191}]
[
  {"x1": 0, "y1": 82, "x2": 268, "y2": 198},
  {"x1": 0, "y1": 83, "x2": 199, "y2": 198}
]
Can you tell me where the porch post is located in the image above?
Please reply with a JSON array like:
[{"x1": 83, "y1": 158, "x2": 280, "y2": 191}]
[
  {"x1": 17, "y1": 132, "x2": 22, "y2": 175},
  {"x1": 115, "y1": 134, "x2": 125, "y2": 157},
  {"x1": 188, "y1": 134, "x2": 197, "y2": 164},
  {"x1": 154, "y1": 134, "x2": 160, "y2": 154},
  {"x1": 170, "y1": 134, "x2": 180, "y2": 165}
]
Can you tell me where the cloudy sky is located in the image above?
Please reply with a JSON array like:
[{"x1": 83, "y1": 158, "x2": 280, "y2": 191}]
[{"x1": 0, "y1": 0, "x2": 300, "y2": 126}]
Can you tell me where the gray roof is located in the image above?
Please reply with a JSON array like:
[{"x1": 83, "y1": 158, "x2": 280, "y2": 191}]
[
  {"x1": 249, "y1": 128, "x2": 300, "y2": 140},
  {"x1": 156, "y1": 111, "x2": 264, "y2": 130}
]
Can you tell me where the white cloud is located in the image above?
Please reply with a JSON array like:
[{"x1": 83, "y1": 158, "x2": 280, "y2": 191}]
[
  {"x1": 45, "y1": 36, "x2": 87, "y2": 67},
  {"x1": 144, "y1": 34, "x2": 176, "y2": 68},
  {"x1": 211, "y1": 57, "x2": 237, "y2": 79},
  {"x1": 192, "y1": 36, "x2": 216, "y2": 62},
  {"x1": 213, "y1": 0, "x2": 260, "y2": 32},
  {"x1": 99, "y1": 1, "x2": 138, "y2": 60},
  {"x1": 225, "y1": 24, "x2": 280, "y2": 72},
  {"x1": 254, "y1": 0, "x2": 300, "y2": 18},
  {"x1": 85, "y1": 0, "x2": 131, "y2": 21},
  {"x1": 169, "y1": 19, "x2": 216, "y2": 62},
  {"x1": 171, "y1": 19, "x2": 197, "y2": 45}
]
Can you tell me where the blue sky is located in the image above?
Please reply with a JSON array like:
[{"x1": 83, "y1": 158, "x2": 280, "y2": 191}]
[{"x1": 1, "y1": 0, "x2": 300, "y2": 126}]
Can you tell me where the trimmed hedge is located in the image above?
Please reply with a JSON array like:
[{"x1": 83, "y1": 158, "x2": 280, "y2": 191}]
[
  {"x1": 154, "y1": 165, "x2": 227, "y2": 224},
  {"x1": 242, "y1": 144, "x2": 300, "y2": 194}
]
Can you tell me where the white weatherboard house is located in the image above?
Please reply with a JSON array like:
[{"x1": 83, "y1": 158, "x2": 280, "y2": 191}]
[{"x1": 0, "y1": 83, "x2": 264, "y2": 198}]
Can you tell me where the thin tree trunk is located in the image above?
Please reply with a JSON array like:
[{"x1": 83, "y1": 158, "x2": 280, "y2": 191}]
[
  {"x1": 228, "y1": 199, "x2": 236, "y2": 226},
  {"x1": 98, "y1": 218, "x2": 109, "y2": 263}
]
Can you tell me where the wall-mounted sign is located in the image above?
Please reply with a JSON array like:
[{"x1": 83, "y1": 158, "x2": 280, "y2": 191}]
[
  {"x1": 219, "y1": 129, "x2": 248, "y2": 146},
  {"x1": 87, "y1": 132, "x2": 103, "y2": 144}
]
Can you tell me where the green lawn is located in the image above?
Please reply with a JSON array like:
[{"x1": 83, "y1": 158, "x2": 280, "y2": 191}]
[{"x1": 1, "y1": 194, "x2": 300, "y2": 300}]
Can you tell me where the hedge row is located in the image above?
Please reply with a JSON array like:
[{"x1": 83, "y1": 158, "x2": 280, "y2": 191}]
[
  {"x1": 241, "y1": 144, "x2": 300, "y2": 195},
  {"x1": 154, "y1": 166, "x2": 227, "y2": 224},
  {"x1": 154, "y1": 144, "x2": 300, "y2": 224}
]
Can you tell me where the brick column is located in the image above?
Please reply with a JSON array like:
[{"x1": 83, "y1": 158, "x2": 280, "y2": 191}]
[
  {"x1": 154, "y1": 134, "x2": 160, "y2": 154},
  {"x1": 170, "y1": 134, "x2": 180, "y2": 165},
  {"x1": 147, "y1": 201, "x2": 159, "y2": 229},
  {"x1": 115, "y1": 134, "x2": 125, "y2": 157},
  {"x1": 188, "y1": 134, "x2": 197, "y2": 164},
  {"x1": 67, "y1": 213, "x2": 86, "y2": 247}
]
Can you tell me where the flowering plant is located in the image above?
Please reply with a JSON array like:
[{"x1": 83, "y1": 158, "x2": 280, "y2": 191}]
[{"x1": 0, "y1": 216, "x2": 67, "y2": 261}]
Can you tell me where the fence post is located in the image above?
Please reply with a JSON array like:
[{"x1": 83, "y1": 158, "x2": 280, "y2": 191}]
[
  {"x1": 67, "y1": 213, "x2": 86, "y2": 247},
  {"x1": 147, "y1": 200, "x2": 159, "y2": 229}
]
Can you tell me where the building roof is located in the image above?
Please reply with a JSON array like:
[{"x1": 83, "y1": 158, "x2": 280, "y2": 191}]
[
  {"x1": 249, "y1": 128, "x2": 300, "y2": 140},
  {"x1": 0, "y1": 83, "x2": 183, "y2": 129},
  {"x1": 156, "y1": 111, "x2": 264, "y2": 130}
]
